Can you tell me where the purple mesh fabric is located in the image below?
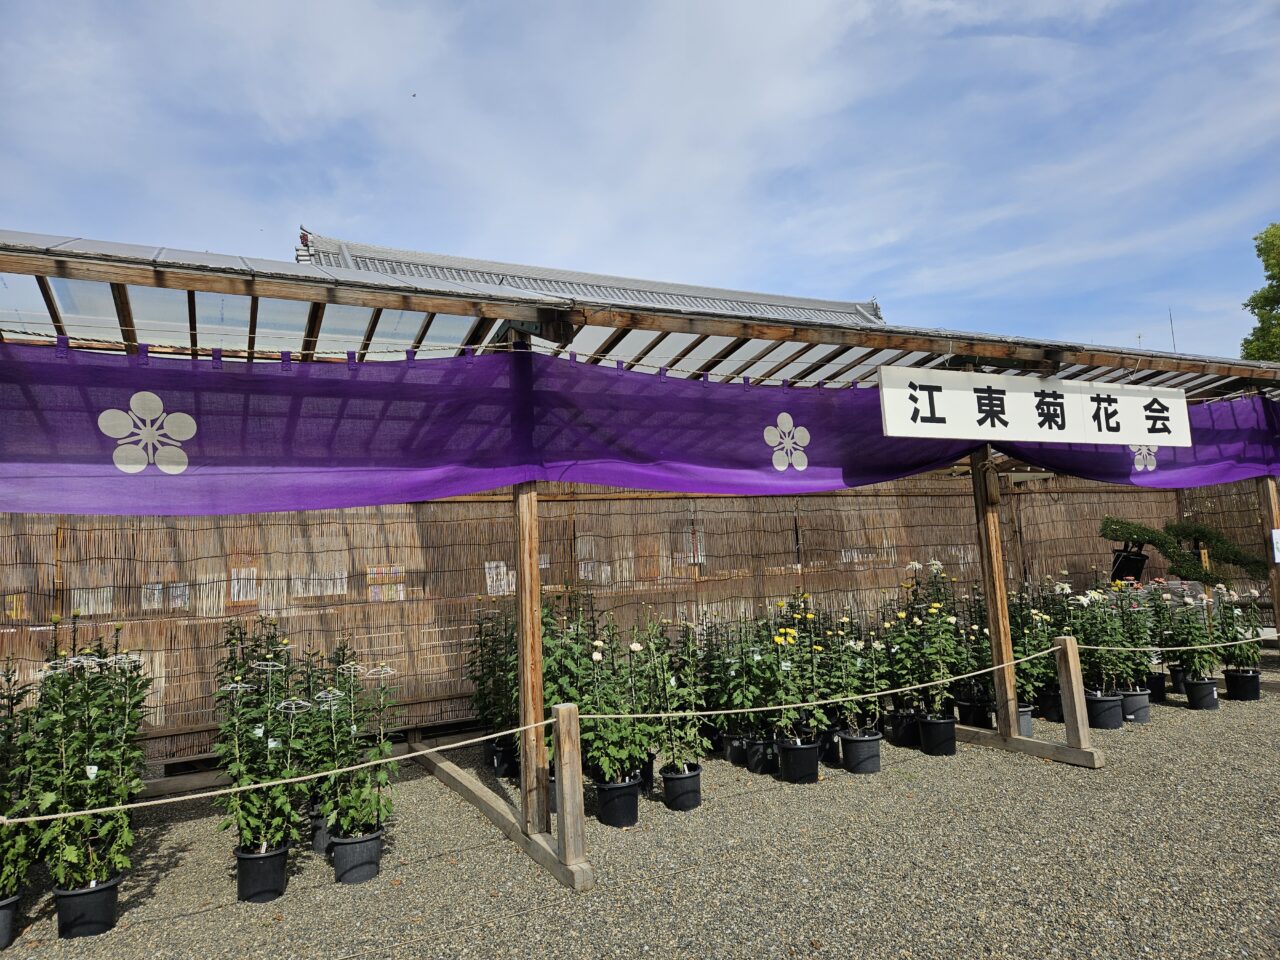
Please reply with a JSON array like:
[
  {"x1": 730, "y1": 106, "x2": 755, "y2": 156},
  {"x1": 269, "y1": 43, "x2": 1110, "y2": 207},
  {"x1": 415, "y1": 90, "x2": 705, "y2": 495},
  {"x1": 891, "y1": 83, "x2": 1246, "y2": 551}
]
[{"x1": 0, "y1": 343, "x2": 1271, "y2": 516}]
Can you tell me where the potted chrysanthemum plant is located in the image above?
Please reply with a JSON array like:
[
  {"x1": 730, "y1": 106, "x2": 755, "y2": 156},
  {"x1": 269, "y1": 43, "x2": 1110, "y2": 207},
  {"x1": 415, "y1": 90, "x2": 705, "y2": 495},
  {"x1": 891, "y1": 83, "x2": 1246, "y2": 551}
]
[
  {"x1": 915, "y1": 605, "x2": 960, "y2": 756},
  {"x1": 835, "y1": 631, "x2": 885, "y2": 774},
  {"x1": 0, "y1": 658, "x2": 34, "y2": 950},
  {"x1": 580, "y1": 626, "x2": 649, "y2": 828},
  {"x1": 28, "y1": 619, "x2": 151, "y2": 939},
  {"x1": 213, "y1": 618, "x2": 307, "y2": 903},
  {"x1": 649, "y1": 624, "x2": 709, "y2": 811},
  {"x1": 1218, "y1": 587, "x2": 1263, "y2": 701},
  {"x1": 1174, "y1": 596, "x2": 1220, "y2": 711},
  {"x1": 319, "y1": 658, "x2": 397, "y2": 884},
  {"x1": 1072, "y1": 590, "x2": 1128, "y2": 729}
]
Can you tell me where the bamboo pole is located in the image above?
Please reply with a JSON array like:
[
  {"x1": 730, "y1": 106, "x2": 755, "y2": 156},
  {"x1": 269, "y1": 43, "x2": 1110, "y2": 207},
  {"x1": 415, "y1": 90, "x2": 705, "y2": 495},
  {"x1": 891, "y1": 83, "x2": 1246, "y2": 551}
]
[
  {"x1": 1256, "y1": 476, "x2": 1280, "y2": 636},
  {"x1": 514, "y1": 481, "x2": 550, "y2": 836},
  {"x1": 970, "y1": 445, "x2": 1018, "y2": 738}
]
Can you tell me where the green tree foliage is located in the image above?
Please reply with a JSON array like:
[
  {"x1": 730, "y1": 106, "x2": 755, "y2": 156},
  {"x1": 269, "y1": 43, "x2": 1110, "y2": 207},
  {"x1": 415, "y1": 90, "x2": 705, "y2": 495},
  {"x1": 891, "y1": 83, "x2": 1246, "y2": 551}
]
[{"x1": 1240, "y1": 223, "x2": 1280, "y2": 361}]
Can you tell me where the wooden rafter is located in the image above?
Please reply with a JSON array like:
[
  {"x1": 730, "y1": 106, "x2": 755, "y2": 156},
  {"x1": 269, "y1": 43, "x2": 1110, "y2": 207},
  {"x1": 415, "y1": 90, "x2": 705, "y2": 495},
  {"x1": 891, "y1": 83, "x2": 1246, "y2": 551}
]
[
  {"x1": 584, "y1": 327, "x2": 632, "y2": 364},
  {"x1": 186, "y1": 290, "x2": 198, "y2": 358},
  {"x1": 300, "y1": 302, "x2": 326, "y2": 361},
  {"x1": 246, "y1": 296, "x2": 259, "y2": 360},
  {"x1": 357, "y1": 307, "x2": 383, "y2": 362},
  {"x1": 688, "y1": 337, "x2": 752, "y2": 380},
  {"x1": 35, "y1": 275, "x2": 67, "y2": 337},
  {"x1": 109, "y1": 282, "x2": 137, "y2": 354},
  {"x1": 409, "y1": 312, "x2": 436, "y2": 353}
]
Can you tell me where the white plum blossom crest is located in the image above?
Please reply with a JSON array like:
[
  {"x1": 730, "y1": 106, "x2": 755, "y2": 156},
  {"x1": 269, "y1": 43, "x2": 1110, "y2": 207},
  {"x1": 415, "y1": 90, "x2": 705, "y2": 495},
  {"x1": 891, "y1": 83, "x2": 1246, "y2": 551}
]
[
  {"x1": 764, "y1": 412, "x2": 809, "y2": 472},
  {"x1": 1129, "y1": 445, "x2": 1158, "y2": 472},
  {"x1": 98, "y1": 391, "x2": 197, "y2": 475}
]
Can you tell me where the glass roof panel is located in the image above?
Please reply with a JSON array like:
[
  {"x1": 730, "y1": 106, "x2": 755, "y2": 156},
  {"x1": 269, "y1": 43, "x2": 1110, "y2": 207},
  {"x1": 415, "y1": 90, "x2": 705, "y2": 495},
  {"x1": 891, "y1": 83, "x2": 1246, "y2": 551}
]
[
  {"x1": 129, "y1": 286, "x2": 190, "y2": 348},
  {"x1": 736, "y1": 341, "x2": 805, "y2": 381},
  {"x1": 194, "y1": 291, "x2": 252, "y2": 352},
  {"x1": 311, "y1": 304, "x2": 375, "y2": 356},
  {"x1": 253, "y1": 298, "x2": 311, "y2": 353},
  {"x1": 566, "y1": 325, "x2": 614, "y2": 358},
  {"x1": 50, "y1": 278, "x2": 119, "y2": 342},
  {"x1": 419, "y1": 314, "x2": 472, "y2": 353},
  {"x1": 766, "y1": 343, "x2": 841, "y2": 384},
  {"x1": 705, "y1": 340, "x2": 773, "y2": 380},
  {"x1": 0, "y1": 273, "x2": 54, "y2": 336},
  {"x1": 637, "y1": 332, "x2": 696, "y2": 370},
  {"x1": 363, "y1": 309, "x2": 429, "y2": 357}
]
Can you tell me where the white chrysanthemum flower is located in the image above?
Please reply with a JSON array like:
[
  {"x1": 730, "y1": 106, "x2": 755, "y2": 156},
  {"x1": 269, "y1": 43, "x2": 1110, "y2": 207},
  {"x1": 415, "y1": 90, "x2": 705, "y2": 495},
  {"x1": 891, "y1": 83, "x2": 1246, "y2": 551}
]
[
  {"x1": 906, "y1": 561, "x2": 924, "y2": 572},
  {"x1": 927, "y1": 559, "x2": 944, "y2": 573},
  {"x1": 629, "y1": 642, "x2": 643, "y2": 653},
  {"x1": 592, "y1": 639, "x2": 604, "y2": 648},
  {"x1": 946, "y1": 616, "x2": 957, "y2": 625},
  {"x1": 85, "y1": 765, "x2": 98, "y2": 781},
  {"x1": 591, "y1": 651, "x2": 603, "y2": 662}
]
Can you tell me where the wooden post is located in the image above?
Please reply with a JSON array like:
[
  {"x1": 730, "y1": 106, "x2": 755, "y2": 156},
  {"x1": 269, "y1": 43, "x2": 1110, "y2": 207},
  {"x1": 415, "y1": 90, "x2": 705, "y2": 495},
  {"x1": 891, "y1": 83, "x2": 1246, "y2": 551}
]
[
  {"x1": 1256, "y1": 476, "x2": 1280, "y2": 637},
  {"x1": 1053, "y1": 634, "x2": 1092, "y2": 752},
  {"x1": 970, "y1": 445, "x2": 1018, "y2": 738},
  {"x1": 514, "y1": 481, "x2": 550, "y2": 836},
  {"x1": 552, "y1": 703, "x2": 587, "y2": 867}
]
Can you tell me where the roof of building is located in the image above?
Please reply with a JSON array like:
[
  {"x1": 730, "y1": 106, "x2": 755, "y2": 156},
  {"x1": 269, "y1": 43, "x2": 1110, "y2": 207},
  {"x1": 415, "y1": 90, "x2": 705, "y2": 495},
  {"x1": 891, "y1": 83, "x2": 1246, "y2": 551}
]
[{"x1": 297, "y1": 229, "x2": 885, "y2": 330}]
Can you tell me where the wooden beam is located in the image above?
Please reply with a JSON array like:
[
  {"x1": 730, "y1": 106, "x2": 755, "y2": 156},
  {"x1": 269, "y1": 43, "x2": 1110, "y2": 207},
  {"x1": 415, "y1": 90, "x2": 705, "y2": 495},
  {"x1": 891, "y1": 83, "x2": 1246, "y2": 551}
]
[
  {"x1": 0, "y1": 250, "x2": 542, "y2": 324},
  {"x1": 584, "y1": 327, "x2": 632, "y2": 364},
  {"x1": 1053, "y1": 634, "x2": 1093, "y2": 753},
  {"x1": 1257, "y1": 476, "x2": 1280, "y2": 631},
  {"x1": 109, "y1": 282, "x2": 138, "y2": 354},
  {"x1": 35, "y1": 275, "x2": 66, "y2": 337},
  {"x1": 186, "y1": 289, "x2": 198, "y2": 358},
  {"x1": 411, "y1": 744, "x2": 594, "y2": 891},
  {"x1": 551, "y1": 703, "x2": 587, "y2": 867},
  {"x1": 970, "y1": 445, "x2": 1018, "y2": 738},
  {"x1": 300, "y1": 302, "x2": 325, "y2": 361},
  {"x1": 246, "y1": 295, "x2": 259, "y2": 360},
  {"x1": 514, "y1": 480, "x2": 550, "y2": 836},
  {"x1": 955, "y1": 725, "x2": 1104, "y2": 769},
  {"x1": 409, "y1": 312, "x2": 436, "y2": 353},
  {"x1": 357, "y1": 307, "x2": 383, "y2": 361}
]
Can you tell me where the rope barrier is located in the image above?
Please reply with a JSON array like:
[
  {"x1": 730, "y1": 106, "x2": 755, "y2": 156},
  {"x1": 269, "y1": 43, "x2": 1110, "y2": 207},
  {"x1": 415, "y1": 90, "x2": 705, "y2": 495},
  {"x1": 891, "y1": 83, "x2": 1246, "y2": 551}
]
[
  {"x1": 579, "y1": 647, "x2": 1060, "y2": 721},
  {"x1": 0, "y1": 718, "x2": 554, "y2": 828},
  {"x1": 1076, "y1": 636, "x2": 1262, "y2": 653}
]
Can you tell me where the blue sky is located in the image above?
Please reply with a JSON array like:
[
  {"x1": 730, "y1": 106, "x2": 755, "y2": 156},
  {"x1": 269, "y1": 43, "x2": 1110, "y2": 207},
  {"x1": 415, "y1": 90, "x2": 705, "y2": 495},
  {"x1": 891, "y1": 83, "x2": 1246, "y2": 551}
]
[{"x1": 1, "y1": 0, "x2": 1277, "y2": 358}]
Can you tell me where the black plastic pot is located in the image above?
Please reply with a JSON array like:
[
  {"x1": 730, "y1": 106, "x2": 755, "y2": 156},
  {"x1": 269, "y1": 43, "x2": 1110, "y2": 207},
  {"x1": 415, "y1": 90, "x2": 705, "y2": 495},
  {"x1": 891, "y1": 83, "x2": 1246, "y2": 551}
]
[
  {"x1": 1184, "y1": 677, "x2": 1219, "y2": 711},
  {"x1": 596, "y1": 777, "x2": 641, "y2": 828},
  {"x1": 331, "y1": 830, "x2": 384, "y2": 884},
  {"x1": 884, "y1": 711, "x2": 921, "y2": 748},
  {"x1": 1147, "y1": 672, "x2": 1167, "y2": 703},
  {"x1": 1223, "y1": 668, "x2": 1261, "y2": 701},
  {"x1": 1084, "y1": 693, "x2": 1124, "y2": 730},
  {"x1": 661, "y1": 764, "x2": 702, "y2": 811},
  {"x1": 818, "y1": 728, "x2": 843, "y2": 766},
  {"x1": 235, "y1": 846, "x2": 288, "y2": 903},
  {"x1": 838, "y1": 730, "x2": 882, "y2": 774},
  {"x1": 744, "y1": 737, "x2": 779, "y2": 775},
  {"x1": 53, "y1": 874, "x2": 121, "y2": 939},
  {"x1": 1017, "y1": 704, "x2": 1034, "y2": 737},
  {"x1": 918, "y1": 716, "x2": 957, "y2": 756},
  {"x1": 955, "y1": 700, "x2": 995, "y2": 730},
  {"x1": 492, "y1": 736, "x2": 520, "y2": 778},
  {"x1": 1037, "y1": 691, "x2": 1064, "y2": 723},
  {"x1": 1, "y1": 891, "x2": 19, "y2": 950},
  {"x1": 638, "y1": 753, "x2": 657, "y2": 794},
  {"x1": 1119, "y1": 688, "x2": 1151, "y2": 724},
  {"x1": 310, "y1": 808, "x2": 331, "y2": 855},
  {"x1": 777, "y1": 741, "x2": 820, "y2": 784},
  {"x1": 1168, "y1": 664, "x2": 1186, "y2": 695},
  {"x1": 726, "y1": 736, "x2": 748, "y2": 766}
]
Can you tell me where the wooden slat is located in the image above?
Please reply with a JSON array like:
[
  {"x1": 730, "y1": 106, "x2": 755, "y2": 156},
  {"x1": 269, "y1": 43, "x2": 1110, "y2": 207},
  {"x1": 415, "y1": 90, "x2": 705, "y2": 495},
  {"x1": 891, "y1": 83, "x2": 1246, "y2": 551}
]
[
  {"x1": 970, "y1": 445, "x2": 1018, "y2": 738},
  {"x1": 584, "y1": 327, "x2": 632, "y2": 364},
  {"x1": 35, "y1": 275, "x2": 66, "y2": 337},
  {"x1": 300, "y1": 302, "x2": 325, "y2": 361},
  {"x1": 187, "y1": 289, "x2": 198, "y2": 358},
  {"x1": 357, "y1": 307, "x2": 383, "y2": 362},
  {"x1": 514, "y1": 481, "x2": 550, "y2": 836},
  {"x1": 246, "y1": 295, "x2": 259, "y2": 360},
  {"x1": 552, "y1": 702, "x2": 587, "y2": 867},
  {"x1": 688, "y1": 336, "x2": 752, "y2": 380},
  {"x1": 409, "y1": 312, "x2": 436, "y2": 353},
  {"x1": 955, "y1": 723, "x2": 1103, "y2": 769},
  {"x1": 109, "y1": 282, "x2": 138, "y2": 354}
]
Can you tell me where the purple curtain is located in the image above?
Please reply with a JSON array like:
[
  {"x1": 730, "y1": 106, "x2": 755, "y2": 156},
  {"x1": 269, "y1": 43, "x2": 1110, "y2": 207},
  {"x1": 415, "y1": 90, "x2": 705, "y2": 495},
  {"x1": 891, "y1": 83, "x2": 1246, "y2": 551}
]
[{"x1": 0, "y1": 342, "x2": 1272, "y2": 516}]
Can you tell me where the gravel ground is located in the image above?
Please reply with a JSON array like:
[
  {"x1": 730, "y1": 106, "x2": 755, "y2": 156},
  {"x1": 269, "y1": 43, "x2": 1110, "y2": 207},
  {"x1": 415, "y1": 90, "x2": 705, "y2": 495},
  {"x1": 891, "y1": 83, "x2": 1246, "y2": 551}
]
[{"x1": 7, "y1": 691, "x2": 1279, "y2": 960}]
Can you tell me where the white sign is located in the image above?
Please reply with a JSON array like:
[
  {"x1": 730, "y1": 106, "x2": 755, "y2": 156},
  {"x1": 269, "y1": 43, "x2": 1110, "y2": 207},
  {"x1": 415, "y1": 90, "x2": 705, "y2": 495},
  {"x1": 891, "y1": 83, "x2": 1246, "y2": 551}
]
[
  {"x1": 1271, "y1": 529, "x2": 1280, "y2": 564},
  {"x1": 878, "y1": 367, "x2": 1191, "y2": 447}
]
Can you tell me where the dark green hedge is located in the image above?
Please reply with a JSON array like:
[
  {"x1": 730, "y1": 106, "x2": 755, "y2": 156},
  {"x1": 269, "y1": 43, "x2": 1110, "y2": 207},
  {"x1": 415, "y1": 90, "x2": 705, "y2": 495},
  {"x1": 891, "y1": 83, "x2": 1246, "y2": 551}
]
[{"x1": 1098, "y1": 516, "x2": 1268, "y2": 581}]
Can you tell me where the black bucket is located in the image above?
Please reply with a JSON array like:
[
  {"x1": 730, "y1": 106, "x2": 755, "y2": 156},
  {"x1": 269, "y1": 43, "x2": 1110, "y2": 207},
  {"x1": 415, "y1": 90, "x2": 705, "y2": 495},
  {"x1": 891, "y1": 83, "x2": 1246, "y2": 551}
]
[
  {"x1": 1018, "y1": 704, "x2": 1034, "y2": 737},
  {"x1": 1085, "y1": 693, "x2": 1124, "y2": 729},
  {"x1": 918, "y1": 717, "x2": 957, "y2": 756},
  {"x1": 54, "y1": 874, "x2": 121, "y2": 939},
  {"x1": 331, "y1": 830, "x2": 384, "y2": 884},
  {"x1": 1147, "y1": 672, "x2": 1167, "y2": 703},
  {"x1": 1168, "y1": 665, "x2": 1186, "y2": 695},
  {"x1": 310, "y1": 808, "x2": 331, "y2": 855},
  {"x1": 777, "y1": 741, "x2": 820, "y2": 784},
  {"x1": 1223, "y1": 669, "x2": 1261, "y2": 701},
  {"x1": 1119, "y1": 688, "x2": 1151, "y2": 723},
  {"x1": 236, "y1": 846, "x2": 288, "y2": 903},
  {"x1": 1184, "y1": 678, "x2": 1219, "y2": 711},
  {"x1": 596, "y1": 777, "x2": 641, "y2": 828},
  {"x1": 745, "y1": 737, "x2": 779, "y2": 775},
  {"x1": 492, "y1": 736, "x2": 520, "y2": 778},
  {"x1": 661, "y1": 764, "x2": 702, "y2": 811},
  {"x1": 885, "y1": 711, "x2": 921, "y2": 748},
  {"x1": 726, "y1": 736, "x2": 748, "y2": 766},
  {"x1": 838, "y1": 730, "x2": 882, "y2": 774},
  {"x1": 1037, "y1": 691, "x2": 1064, "y2": 723},
  {"x1": 1, "y1": 891, "x2": 20, "y2": 950}
]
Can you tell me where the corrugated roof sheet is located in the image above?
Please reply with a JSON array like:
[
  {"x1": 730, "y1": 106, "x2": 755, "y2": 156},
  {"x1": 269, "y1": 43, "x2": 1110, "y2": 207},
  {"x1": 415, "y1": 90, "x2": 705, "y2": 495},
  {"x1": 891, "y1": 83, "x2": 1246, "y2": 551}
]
[{"x1": 298, "y1": 229, "x2": 884, "y2": 329}]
